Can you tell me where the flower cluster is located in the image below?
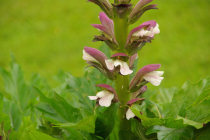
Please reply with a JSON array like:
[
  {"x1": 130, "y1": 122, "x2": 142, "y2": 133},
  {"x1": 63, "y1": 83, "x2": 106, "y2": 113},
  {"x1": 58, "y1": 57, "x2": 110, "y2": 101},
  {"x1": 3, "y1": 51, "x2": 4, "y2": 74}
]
[{"x1": 83, "y1": 0, "x2": 163, "y2": 120}]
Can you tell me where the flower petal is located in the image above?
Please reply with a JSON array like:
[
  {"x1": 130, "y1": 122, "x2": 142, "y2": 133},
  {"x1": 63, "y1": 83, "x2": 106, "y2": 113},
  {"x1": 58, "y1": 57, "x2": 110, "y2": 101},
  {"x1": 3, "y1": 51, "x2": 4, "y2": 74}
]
[
  {"x1": 143, "y1": 71, "x2": 164, "y2": 86},
  {"x1": 99, "y1": 12, "x2": 114, "y2": 31},
  {"x1": 105, "y1": 59, "x2": 114, "y2": 70},
  {"x1": 120, "y1": 61, "x2": 133, "y2": 75},
  {"x1": 152, "y1": 24, "x2": 160, "y2": 35},
  {"x1": 114, "y1": 60, "x2": 133, "y2": 75},
  {"x1": 96, "y1": 90, "x2": 108, "y2": 98},
  {"x1": 92, "y1": 24, "x2": 107, "y2": 33},
  {"x1": 92, "y1": 12, "x2": 114, "y2": 38},
  {"x1": 99, "y1": 93, "x2": 114, "y2": 107},
  {"x1": 88, "y1": 96, "x2": 98, "y2": 100},
  {"x1": 96, "y1": 84, "x2": 118, "y2": 101},
  {"x1": 126, "y1": 108, "x2": 135, "y2": 120}
]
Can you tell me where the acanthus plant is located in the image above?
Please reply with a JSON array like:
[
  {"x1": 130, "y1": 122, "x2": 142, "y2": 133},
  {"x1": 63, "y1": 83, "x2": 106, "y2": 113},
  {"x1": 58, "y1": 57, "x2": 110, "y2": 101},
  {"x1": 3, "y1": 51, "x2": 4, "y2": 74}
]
[
  {"x1": 83, "y1": 0, "x2": 163, "y2": 138},
  {"x1": 0, "y1": 0, "x2": 209, "y2": 140}
]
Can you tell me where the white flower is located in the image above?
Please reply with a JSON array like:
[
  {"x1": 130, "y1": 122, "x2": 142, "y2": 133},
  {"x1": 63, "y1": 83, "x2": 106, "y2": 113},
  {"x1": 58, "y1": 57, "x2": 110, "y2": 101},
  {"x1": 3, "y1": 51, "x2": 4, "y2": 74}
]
[
  {"x1": 126, "y1": 108, "x2": 135, "y2": 120},
  {"x1": 82, "y1": 50, "x2": 98, "y2": 63},
  {"x1": 143, "y1": 71, "x2": 164, "y2": 86},
  {"x1": 133, "y1": 24, "x2": 160, "y2": 38},
  {"x1": 105, "y1": 59, "x2": 133, "y2": 75},
  {"x1": 88, "y1": 90, "x2": 114, "y2": 107}
]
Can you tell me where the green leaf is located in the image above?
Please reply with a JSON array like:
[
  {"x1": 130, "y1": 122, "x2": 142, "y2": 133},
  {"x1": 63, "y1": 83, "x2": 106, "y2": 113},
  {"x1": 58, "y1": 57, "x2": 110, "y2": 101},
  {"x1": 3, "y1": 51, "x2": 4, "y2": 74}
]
[
  {"x1": 10, "y1": 103, "x2": 22, "y2": 130},
  {"x1": 131, "y1": 104, "x2": 164, "y2": 128},
  {"x1": 194, "y1": 123, "x2": 210, "y2": 140},
  {"x1": 9, "y1": 117, "x2": 57, "y2": 140},
  {"x1": 141, "y1": 78, "x2": 210, "y2": 129},
  {"x1": 20, "y1": 129, "x2": 58, "y2": 140},
  {"x1": 131, "y1": 119, "x2": 154, "y2": 140},
  {"x1": 95, "y1": 103, "x2": 119, "y2": 139},
  {"x1": 176, "y1": 116, "x2": 203, "y2": 129},
  {"x1": 0, "y1": 59, "x2": 38, "y2": 131},
  {"x1": 35, "y1": 88, "x2": 82, "y2": 123},
  {"x1": 149, "y1": 126, "x2": 194, "y2": 140},
  {"x1": 57, "y1": 115, "x2": 96, "y2": 133}
]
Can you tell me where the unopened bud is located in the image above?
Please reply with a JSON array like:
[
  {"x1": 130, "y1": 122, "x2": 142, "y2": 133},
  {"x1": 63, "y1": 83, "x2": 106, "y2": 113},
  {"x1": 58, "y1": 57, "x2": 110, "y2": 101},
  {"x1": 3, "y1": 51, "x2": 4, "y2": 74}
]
[
  {"x1": 88, "y1": 0, "x2": 113, "y2": 18},
  {"x1": 128, "y1": 0, "x2": 158, "y2": 24}
]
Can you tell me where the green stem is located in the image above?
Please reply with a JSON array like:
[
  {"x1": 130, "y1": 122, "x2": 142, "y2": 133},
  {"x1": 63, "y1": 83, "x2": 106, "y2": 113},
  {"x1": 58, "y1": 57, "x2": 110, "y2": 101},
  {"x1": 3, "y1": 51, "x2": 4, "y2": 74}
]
[
  {"x1": 114, "y1": 17, "x2": 128, "y2": 51},
  {"x1": 113, "y1": 6, "x2": 149, "y2": 140},
  {"x1": 115, "y1": 75, "x2": 130, "y2": 105}
]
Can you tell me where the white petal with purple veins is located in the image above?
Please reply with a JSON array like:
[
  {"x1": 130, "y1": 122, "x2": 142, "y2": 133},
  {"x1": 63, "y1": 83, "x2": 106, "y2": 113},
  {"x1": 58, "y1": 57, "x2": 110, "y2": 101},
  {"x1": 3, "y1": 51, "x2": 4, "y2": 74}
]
[
  {"x1": 133, "y1": 29, "x2": 148, "y2": 37},
  {"x1": 114, "y1": 60, "x2": 133, "y2": 75},
  {"x1": 133, "y1": 24, "x2": 160, "y2": 38},
  {"x1": 96, "y1": 90, "x2": 108, "y2": 98},
  {"x1": 99, "y1": 93, "x2": 114, "y2": 107},
  {"x1": 152, "y1": 24, "x2": 160, "y2": 35},
  {"x1": 143, "y1": 71, "x2": 164, "y2": 86},
  {"x1": 82, "y1": 50, "x2": 98, "y2": 62},
  {"x1": 95, "y1": 90, "x2": 114, "y2": 107},
  {"x1": 105, "y1": 59, "x2": 115, "y2": 70},
  {"x1": 126, "y1": 108, "x2": 135, "y2": 120}
]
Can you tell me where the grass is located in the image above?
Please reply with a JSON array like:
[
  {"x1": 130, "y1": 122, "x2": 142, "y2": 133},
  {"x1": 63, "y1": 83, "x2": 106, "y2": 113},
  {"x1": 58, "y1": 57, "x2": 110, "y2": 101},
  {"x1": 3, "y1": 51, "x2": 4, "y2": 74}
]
[{"x1": 0, "y1": 0, "x2": 209, "y2": 87}]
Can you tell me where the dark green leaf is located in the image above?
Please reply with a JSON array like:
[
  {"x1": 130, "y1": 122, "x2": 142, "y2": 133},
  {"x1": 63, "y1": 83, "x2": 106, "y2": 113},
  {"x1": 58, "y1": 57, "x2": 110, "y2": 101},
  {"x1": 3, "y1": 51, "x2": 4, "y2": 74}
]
[{"x1": 95, "y1": 103, "x2": 119, "y2": 139}]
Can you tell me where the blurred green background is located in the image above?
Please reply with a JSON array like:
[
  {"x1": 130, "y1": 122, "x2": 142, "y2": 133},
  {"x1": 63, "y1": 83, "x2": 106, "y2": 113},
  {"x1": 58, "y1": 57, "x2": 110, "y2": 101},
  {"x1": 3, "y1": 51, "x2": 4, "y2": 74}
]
[{"x1": 0, "y1": 0, "x2": 209, "y2": 87}]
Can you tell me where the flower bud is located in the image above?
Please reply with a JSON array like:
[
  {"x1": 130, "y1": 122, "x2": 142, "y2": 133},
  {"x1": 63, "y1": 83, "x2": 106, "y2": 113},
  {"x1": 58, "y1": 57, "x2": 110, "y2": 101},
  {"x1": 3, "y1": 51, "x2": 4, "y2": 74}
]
[
  {"x1": 129, "y1": 53, "x2": 138, "y2": 68},
  {"x1": 92, "y1": 12, "x2": 118, "y2": 49},
  {"x1": 112, "y1": 3, "x2": 132, "y2": 18},
  {"x1": 127, "y1": 98, "x2": 144, "y2": 105},
  {"x1": 88, "y1": 0, "x2": 113, "y2": 18},
  {"x1": 132, "y1": 85, "x2": 147, "y2": 98},
  {"x1": 128, "y1": 0, "x2": 158, "y2": 24}
]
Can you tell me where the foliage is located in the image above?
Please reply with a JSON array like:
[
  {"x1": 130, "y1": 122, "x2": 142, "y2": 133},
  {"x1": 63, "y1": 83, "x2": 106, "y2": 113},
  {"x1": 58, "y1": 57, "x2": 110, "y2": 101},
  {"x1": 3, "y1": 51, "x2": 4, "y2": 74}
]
[
  {"x1": 0, "y1": 59, "x2": 209, "y2": 139},
  {"x1": 131, "y1": 77, "x2": 210, "y2": 140}
]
